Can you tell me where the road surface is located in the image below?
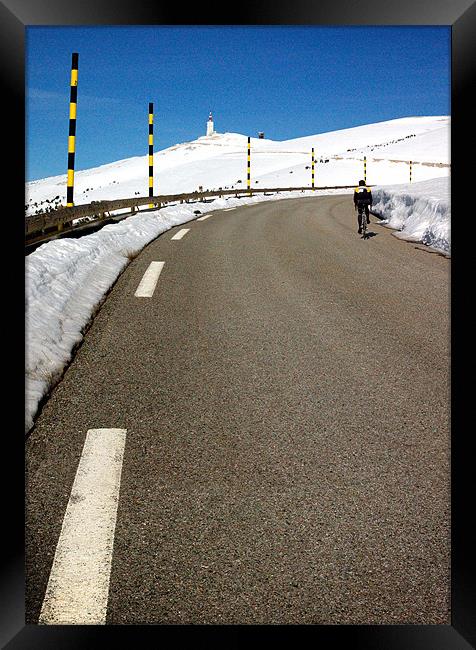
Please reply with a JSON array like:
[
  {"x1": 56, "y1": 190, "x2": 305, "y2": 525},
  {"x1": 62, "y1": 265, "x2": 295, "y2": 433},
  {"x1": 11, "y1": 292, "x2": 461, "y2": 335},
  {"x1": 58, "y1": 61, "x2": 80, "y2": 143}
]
[{"x1": 26, "y1": 194, "x2": 450, "y2": 624}]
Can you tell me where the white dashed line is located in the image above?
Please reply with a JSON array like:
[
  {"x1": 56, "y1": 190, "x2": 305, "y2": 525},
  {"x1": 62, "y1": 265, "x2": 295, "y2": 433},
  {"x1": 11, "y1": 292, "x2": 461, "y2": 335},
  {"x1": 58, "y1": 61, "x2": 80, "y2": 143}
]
[
  {"x1": 134, "y1": 261, "x2": 165, "y2": 298},
  {"x1": 197, "y1": 214, "x2": 212, "y2": 221},
  {"x1": 171, "y1": 228, "x2": 190, "y2": 240},
  {"x1": 39, "y1": 428, "x2": 127, "y2": 625},
  {"x1": 223, "y1": 208, "x2": 236, "y2": 211}
]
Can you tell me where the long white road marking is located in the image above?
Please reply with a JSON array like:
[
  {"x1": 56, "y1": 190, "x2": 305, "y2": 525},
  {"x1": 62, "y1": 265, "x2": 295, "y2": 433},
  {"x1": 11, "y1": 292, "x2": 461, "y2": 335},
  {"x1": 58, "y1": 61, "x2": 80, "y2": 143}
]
[
  {"x1": 197, "y1": 214, "x2": 212, "y2": 221},
  {"x1": 171, "y1": 228, "x2": 190, "y2": 240},
  {"x1": 39, "y1": 428, "x2": 127, "y2": 625},
  {"x1": 134, "y1": 261, "x2": 165, "y2": 298},
  {"x1": 223, "y1": 207, "x2": 236, "y2": 211}
]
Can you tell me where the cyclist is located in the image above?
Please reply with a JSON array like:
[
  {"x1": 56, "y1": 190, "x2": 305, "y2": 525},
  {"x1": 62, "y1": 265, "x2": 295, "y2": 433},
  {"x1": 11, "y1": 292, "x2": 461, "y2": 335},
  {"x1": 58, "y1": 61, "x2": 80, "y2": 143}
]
[{"x1": 353, "y1": 180, "x2": 372, "y2": 234}]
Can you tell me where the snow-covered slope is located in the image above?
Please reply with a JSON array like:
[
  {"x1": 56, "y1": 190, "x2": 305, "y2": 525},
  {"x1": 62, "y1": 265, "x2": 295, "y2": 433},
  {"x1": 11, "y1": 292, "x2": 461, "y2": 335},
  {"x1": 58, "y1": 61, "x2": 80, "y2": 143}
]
[
  {"x1": 278, "y1": 115, "x2": 449, "y2": 159},
  {"x1": 26, "y1": 116, "x2": 450, "y2": 214}
]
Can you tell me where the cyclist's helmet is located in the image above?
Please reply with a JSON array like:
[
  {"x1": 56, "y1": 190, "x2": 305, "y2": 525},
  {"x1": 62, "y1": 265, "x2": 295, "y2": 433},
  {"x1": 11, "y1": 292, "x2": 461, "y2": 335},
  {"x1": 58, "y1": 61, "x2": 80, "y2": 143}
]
[{"x1": 359, "y1": 180, "x2": 366, "y2": 186}]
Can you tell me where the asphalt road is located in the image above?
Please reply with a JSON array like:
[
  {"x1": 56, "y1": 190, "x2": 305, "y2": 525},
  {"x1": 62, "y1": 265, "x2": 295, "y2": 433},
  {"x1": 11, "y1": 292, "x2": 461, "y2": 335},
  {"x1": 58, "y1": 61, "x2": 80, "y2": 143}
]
[{"x1": 26, "y1": 194, "x2": 450, "y2": 625}]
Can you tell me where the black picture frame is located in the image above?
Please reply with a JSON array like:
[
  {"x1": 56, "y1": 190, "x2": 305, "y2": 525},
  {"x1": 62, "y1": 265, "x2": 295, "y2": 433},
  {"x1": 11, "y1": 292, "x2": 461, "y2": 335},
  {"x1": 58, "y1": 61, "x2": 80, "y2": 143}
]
[{"x1": 2, "y1": 0, "x2": 474, "y2": 647}]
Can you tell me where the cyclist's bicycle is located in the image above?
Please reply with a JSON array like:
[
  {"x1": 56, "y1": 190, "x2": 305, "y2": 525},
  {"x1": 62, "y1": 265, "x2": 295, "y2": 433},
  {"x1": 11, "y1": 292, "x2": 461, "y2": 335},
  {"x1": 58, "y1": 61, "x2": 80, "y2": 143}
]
[{"x1": 357, "y1": 203, "x2": 370, "y2": 239}]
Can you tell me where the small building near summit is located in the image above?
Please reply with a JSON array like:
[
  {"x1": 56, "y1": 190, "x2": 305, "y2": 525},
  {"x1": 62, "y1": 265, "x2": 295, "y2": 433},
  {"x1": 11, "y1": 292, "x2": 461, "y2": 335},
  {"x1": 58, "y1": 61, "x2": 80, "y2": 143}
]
[
  {"x1": 206, "y1": 112, "x2": 215, "y2": 136},
  {"x1": 258, "y1": 132, "x2": 264, "y2": 139}
]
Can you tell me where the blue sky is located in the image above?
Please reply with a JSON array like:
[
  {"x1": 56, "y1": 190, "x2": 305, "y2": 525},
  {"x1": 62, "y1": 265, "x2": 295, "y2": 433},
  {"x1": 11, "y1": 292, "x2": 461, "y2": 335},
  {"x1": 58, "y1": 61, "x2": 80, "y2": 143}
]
[{"x1": 26, "y1": 26, "x2": 450, "y2": 181}]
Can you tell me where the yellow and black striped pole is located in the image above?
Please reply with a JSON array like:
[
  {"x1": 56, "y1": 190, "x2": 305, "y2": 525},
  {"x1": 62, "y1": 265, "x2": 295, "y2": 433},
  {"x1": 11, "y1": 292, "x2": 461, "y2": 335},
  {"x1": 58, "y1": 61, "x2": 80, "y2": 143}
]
[
  {"x1": 409, "y1": 160, "x2": 412, "y2": 183},
  {"x1": 149, "y1": 102, "x2": 154, "y2": 207},
  {"x1": 363, "y1": 156, "x2": 367, "y2": 184},
  {"x1": 311, "y1": 147, "x2": 315, "y2": 190},
  {"x1": 66, "y1": 52, "x2": 79, "y2": 208},
  {"x1": 247, "y1": 136, "x2": 251, "y2": 195}
]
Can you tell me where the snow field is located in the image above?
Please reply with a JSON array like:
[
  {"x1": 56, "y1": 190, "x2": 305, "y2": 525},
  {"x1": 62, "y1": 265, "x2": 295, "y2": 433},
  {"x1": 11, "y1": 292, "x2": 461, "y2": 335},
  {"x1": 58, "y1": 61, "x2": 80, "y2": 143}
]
[{"x1": 26, "y1": 116, "x2": 449, "y2": 214}]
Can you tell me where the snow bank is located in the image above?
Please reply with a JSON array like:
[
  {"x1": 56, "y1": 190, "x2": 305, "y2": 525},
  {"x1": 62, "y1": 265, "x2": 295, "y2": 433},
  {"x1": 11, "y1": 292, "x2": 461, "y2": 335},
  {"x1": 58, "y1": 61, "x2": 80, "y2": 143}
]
[
  {"x1": 371, "y1": 177, "x2": 450, "y2": 255},
  {"x1": 25, "y1": 204, "x2": 193, "y2": 432}
]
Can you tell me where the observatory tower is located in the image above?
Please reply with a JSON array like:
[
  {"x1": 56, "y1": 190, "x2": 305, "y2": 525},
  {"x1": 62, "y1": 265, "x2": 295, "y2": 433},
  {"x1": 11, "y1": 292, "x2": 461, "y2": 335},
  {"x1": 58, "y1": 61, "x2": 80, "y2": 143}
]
[{"x1": 206, "y1": 112, "x2": 215, "y2": 136}]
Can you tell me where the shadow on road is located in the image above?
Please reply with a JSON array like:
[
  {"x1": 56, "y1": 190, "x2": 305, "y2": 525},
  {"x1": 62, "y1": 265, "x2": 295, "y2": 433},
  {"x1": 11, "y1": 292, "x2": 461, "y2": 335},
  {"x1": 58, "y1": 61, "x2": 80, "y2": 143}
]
[{"x1": 362, "y1": 231, "x2": 378, "y2": 240}]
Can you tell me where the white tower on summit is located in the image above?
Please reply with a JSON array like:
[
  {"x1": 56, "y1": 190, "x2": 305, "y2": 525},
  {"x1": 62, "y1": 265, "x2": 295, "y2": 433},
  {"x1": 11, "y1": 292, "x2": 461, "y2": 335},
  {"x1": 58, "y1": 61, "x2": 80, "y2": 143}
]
[{"x1": 206, "y1": 111, "x2": 215, "y2": 136}]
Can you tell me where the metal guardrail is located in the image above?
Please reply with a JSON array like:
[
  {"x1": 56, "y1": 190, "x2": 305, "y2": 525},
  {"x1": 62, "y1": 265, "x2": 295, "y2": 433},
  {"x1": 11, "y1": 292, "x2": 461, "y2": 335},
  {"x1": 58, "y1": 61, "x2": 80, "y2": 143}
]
[{"x1": 25, "y1": 185, "x2": 357, "y2": 246}]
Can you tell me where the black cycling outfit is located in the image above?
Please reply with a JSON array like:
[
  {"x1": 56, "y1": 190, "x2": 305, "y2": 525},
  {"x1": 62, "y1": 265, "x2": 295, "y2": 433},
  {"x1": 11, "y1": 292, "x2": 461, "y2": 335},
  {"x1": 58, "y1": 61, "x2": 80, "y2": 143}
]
[{"x1": 353, "y1": 185, "x2": 372, "y2": 231}]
